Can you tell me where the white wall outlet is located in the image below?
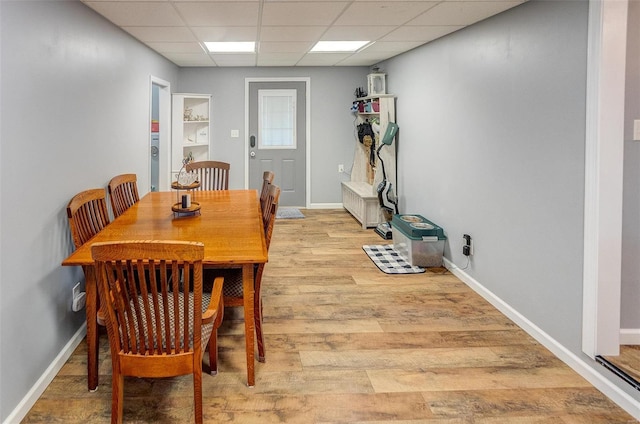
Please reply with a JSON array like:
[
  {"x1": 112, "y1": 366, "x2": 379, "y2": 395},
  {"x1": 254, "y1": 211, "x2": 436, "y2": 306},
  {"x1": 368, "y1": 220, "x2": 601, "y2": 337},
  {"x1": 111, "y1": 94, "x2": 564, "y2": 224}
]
[
  {"x1": 634, "y1": 120, "x2": 640, "y2": 141},
  {"x1": 72, "y1": 282, "x2": 86, "y2": 312},
  {"x1": 72, "y1": 282, "x2": 81, "y2": 300},
  {"x1": 231, "y1": 129, "x2": 239, "y2": 138},
  {"x1": 338, "y1": 164, "x2": 344, "y2": 173}
]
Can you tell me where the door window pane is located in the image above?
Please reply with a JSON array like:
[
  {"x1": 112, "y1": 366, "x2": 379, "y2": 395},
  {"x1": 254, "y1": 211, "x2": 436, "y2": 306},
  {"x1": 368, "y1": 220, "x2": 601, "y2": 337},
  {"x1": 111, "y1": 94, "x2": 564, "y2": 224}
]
[{"x1": 258, "y1": 89, "x2": 296, "y2": 149}]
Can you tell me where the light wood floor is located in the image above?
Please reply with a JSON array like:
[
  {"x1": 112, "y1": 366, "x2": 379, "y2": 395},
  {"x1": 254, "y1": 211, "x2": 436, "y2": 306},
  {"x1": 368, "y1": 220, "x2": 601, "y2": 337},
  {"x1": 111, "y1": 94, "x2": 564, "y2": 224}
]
[
  {"x1": 605, "y1": 346, "x2": 640, "y2": 385},
  {"x1": 24, "y1": 209, "x2": 637, "y2": 423}
]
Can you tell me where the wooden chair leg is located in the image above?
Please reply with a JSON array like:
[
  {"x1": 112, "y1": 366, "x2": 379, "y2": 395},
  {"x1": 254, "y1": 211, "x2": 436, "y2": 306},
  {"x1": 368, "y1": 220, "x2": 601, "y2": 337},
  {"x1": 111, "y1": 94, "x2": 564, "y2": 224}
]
[
  {"x1": 208, "y1": 330, "x2": 218, "y2": 375},
  {"x1": 193, "y1": 368, "x2": 203, "y2": 424},
  {"x1": 255, "y1": 297, "x2": 265, "y2": 362},
  {"x1": 112, "y1": 372, "x2": 124, "y2": 424},
  {"x1": 208, "y1": 300, "x2": 224, "y2": 374}
]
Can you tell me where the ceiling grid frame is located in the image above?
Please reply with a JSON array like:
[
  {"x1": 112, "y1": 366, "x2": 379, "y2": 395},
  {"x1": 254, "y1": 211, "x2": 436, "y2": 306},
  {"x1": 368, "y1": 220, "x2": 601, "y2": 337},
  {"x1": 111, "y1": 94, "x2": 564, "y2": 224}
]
[{"x1": 82, "y1": 0, "x2": 528, "y2": 67}]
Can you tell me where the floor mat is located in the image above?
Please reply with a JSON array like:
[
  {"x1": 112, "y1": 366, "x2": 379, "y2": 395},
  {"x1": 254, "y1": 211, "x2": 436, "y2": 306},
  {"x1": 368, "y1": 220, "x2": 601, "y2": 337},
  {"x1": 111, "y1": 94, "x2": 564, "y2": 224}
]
[
  {"x1": 276, "y1": 207, "x2": 305, "y2": 219},
  {"x1": 362, "y1": 244, "x2": 425, "y2": 274}
]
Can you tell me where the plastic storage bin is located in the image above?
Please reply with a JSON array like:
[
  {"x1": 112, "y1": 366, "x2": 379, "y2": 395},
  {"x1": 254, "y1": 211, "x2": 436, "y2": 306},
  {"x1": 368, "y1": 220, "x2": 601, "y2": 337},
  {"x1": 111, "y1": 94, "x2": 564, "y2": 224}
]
[{"x1": 391, "y1": 214, "x2": 446, "y2": 267}]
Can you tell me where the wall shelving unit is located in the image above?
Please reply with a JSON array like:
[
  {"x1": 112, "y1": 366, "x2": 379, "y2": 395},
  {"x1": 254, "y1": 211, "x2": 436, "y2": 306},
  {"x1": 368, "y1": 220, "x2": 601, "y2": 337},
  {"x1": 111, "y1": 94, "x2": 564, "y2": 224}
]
[{"x1": 342, "y1": 94, "x2": 396, "y2": 228}]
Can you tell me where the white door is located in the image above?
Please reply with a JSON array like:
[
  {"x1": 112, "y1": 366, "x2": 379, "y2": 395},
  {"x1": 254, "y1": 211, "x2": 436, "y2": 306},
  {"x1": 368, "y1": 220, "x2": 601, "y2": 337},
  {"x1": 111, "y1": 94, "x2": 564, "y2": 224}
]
[
  {"x1": 149, "y1": 77, "x2": 171, "y2": 192},
  {"x1": 247, "y1": 80, "x2": 307, "y2": 207}
]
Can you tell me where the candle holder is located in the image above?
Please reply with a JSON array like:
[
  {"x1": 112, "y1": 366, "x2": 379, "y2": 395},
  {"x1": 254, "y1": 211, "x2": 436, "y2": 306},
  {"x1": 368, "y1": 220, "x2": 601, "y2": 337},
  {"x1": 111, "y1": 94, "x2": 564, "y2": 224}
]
[{"x1": 172, "y1": 159, "x2": 201, "y2": 216}]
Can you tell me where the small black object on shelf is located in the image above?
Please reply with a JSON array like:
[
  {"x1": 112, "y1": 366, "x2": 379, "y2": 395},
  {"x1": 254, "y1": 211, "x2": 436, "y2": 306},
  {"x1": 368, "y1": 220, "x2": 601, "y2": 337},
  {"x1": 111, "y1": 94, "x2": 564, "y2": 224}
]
[{"x1": 354, "y1": 87, "x2": 367, "y2": 98}]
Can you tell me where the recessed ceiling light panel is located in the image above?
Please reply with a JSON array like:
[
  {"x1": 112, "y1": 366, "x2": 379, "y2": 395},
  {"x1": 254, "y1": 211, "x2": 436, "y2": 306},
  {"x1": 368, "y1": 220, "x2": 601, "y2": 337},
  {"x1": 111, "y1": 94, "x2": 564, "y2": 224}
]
[
  {"x1": 310, "y1": 41, "x2": 371, "y2": 53},
  {"x1": 204, "y1": 41, "x2": 256, "y2": 53}
]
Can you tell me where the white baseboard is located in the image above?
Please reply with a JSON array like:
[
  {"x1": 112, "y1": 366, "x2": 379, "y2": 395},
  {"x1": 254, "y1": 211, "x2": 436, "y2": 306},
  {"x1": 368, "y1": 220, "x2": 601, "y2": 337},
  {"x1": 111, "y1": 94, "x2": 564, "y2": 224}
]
[
  {"x1": 3, "y1": 324, "x2": 87, "y2": 424},
  {"x1": 620, "y1": 328, "x2": 640, "y2": 345},
  {"x1": 443, "y1": 257, "x2": 640, "y2": 421}
]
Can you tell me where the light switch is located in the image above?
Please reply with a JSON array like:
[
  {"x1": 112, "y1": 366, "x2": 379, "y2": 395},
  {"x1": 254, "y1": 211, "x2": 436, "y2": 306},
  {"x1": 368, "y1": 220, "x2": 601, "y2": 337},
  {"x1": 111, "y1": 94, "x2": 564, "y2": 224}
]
[
  {"x1": 634, "y1": 120, "x2": 640, "y2": 141},
  {"x1": 231, "y1": 129, "x2": 239, "y2": 138}
]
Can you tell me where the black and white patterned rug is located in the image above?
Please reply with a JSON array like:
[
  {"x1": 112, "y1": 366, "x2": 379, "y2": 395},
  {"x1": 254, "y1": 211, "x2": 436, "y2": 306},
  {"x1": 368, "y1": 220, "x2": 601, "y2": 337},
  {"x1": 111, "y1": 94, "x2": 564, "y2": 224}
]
[{"x1": 362, "y1": 245, "x2": 425, "y2": 274}]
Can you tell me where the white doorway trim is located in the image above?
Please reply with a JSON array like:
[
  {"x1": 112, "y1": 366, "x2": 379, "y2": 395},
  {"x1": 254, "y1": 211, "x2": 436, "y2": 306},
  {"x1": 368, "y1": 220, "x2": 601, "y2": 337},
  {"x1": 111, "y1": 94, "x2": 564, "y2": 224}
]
[
  {"x1": 149, "y1": 76, "x2": 172, "y2": 192},
  {"x1": 582, "y1": 0, "x2": 627, "y2": 358},
  {"x1": 244, "y1": 77, "x2": 311, "y2": 208}
]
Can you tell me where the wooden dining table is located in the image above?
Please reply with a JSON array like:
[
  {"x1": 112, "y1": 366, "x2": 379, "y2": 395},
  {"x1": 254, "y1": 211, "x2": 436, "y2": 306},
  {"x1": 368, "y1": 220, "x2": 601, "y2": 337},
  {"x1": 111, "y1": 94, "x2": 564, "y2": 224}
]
[{"x1": 62, "y1": 189, "x2": 267, "y2": 390}]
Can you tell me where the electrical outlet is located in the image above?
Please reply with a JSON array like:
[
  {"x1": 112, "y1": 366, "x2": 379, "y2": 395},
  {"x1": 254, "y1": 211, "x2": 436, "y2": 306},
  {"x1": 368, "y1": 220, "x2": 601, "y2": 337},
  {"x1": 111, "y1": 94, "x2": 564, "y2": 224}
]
[
  {"x1": 463, "y1": 234, "x2": 473, "y2": 256},
  {"x1": 72, "y1": 282, "x2": 81, "y2": 300},
  {"x1": 338, "y1": 164, "x2": 344, "y2": 173},
  {"x1": 72, "y1": 282, "x2": 86, "y2": 312}
]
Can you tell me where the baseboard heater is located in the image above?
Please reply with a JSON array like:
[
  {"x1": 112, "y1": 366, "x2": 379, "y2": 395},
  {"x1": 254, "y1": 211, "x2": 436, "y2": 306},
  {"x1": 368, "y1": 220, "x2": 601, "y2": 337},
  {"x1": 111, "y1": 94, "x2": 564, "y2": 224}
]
[{"x1": 596, "y1": 355, "x2": 640, "y2": 392}]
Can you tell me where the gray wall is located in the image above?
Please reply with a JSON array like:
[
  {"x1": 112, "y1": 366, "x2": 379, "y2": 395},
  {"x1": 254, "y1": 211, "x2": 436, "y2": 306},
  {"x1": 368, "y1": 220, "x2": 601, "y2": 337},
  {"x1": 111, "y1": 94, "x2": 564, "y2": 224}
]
[
  {"x1": 622, "y1": 0, "x2": 640, "y2": 329},
  {"x1": 0, "y1": 1, "x2": 178, "y2": 420},
  {"x1": 383, "y1": 0, "x2": 637, "y2": 399},
  {"x1": 176, "y1": 67, "x2": 368, "y2": 204}
]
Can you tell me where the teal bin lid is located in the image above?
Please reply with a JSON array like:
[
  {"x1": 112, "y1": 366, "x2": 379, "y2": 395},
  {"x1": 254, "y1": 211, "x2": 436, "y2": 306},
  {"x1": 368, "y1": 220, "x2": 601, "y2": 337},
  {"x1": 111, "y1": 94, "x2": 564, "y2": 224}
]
[{"x1": 391, "y1": 214, "x2": 446, "y2": 240}]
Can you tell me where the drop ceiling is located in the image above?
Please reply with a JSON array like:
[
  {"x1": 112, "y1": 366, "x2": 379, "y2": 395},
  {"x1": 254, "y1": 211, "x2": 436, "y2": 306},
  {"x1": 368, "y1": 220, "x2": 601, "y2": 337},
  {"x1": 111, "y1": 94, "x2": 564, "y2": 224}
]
[{"x1": 82, "y1": 0, "x2": 527, "y2": 67}]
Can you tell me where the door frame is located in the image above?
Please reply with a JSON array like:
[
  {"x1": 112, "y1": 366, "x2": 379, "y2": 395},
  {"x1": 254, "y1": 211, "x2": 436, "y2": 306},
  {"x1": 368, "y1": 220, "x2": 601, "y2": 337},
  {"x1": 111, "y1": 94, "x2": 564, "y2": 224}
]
[
  {"x1": 149, "y1": 76, "x2": 172, "y2": 192},
  {"x1": 244, "y1": 77, "x2": 311, "y2": 208},
  {"x1": 582, "y1": 0, "x2": 627, "y2": 359}
]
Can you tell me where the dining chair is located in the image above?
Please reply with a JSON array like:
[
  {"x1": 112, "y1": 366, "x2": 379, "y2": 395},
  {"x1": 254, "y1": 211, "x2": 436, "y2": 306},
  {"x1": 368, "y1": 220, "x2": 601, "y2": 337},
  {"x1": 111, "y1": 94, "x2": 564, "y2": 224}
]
[
  {"x1": 260, "y1": 171, "x2": 275, "y2": 213},
  {"x1": 107, "y1": 173, "x2": 139, "y2": 218},
  {"x1": 205, "y1": 184, "x2": 280, "y2": 362},
  {"x1": 91, "y1": 240, "x2": 224, "y2": 424},
  {"x1": 67, "y1": 188, "x2": 112, "y2": 327},
  {"x1": 185, "y1": 160, "x2": 230, "y2": 190},
  {"x1": 67, "y1": 188, "x2": 111, "y2": 249}
]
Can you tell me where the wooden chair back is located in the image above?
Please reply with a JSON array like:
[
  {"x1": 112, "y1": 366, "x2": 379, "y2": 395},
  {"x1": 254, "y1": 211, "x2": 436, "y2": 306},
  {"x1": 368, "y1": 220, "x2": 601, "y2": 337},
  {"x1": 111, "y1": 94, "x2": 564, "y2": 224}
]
[
  {"x1": 186, "y1": 161, "x2": 230, "y2": 190},
  {"x1": 108, "y1": 173, "x2": 139, "y2": 218},
  {"x1": 262, "y1": 183, "x2": 281, "y2": 241},
  {"x1": 253, "y1": 184, "x2": 280, "y2": 360},
  {"x1": 91, "y1": 240, "x2": 223, "y2": 424},
  {"x1": 66, "y1": 188, "x2": 111, "y2": 249},
  {"x1": 259, "y1": 171, "x2": 275, "y2": 212}
]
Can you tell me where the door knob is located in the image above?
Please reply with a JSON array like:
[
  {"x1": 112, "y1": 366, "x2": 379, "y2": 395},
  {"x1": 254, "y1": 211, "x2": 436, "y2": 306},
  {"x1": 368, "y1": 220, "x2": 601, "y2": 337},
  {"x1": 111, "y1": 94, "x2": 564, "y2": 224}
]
[{"x1": 250, "y1": 151, "x2": 256, "y2": 158}]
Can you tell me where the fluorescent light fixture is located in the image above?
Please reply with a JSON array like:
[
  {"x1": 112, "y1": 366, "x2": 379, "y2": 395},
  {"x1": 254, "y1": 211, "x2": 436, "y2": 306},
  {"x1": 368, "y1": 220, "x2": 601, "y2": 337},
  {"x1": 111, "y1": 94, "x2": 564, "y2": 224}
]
[
  {"x1": 310, "y1": 41, "x2": 370, "y2": 53},
  {"x1": 204, "y1": 42, "x2": 255, "y2": 53}
]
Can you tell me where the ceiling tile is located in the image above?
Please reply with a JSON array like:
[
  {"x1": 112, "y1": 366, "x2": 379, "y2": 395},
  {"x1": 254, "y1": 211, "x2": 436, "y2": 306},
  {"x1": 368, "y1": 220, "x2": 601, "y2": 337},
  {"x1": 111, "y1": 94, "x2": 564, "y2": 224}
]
[
  {"x1": 175, "y1": 2, "x2": 260, "y2": 26},
  {"x1": 261, "y1": 2, "x2": 349, "y2": 26},
  {"x1": 321, "y1": 25, "x2": 397, "y2": 41},
  {"x1": 381, "y1": 25, "x2": 464, "y2": 42},
  {"x1": 145, "y1": 42, "x2": 205, "y2": 53},
  {"x1": 171, "y1": 0, "x2": 259, "y2": 2},
  {"x1": 263, "y1": 0, "x2": 345, "y2": 2},
  {"x1": 84, "y1": 2, "x2": 185, "y2": 26},
  {"x1": 260, "y1": 26, "x2": 327, "y2": 42},
  {"x1": 192, "y1": 26, "x2": 257, "y2": 42},
  {"x1": 161, "y1": 52, "x2": 216, "y2": 67},
  {"x1": 259, "y1": 41, "x2": 314, "y2": 53},
  {"x1": 123, "y1": 26, "x2": 197, "y2": 42},
  {"x1": 81, "y1": 0, "x2": 528, "y2": 67},
  {"x1": 257, "y1": 53, "x2": 306, "y2": 67},
  {"x1": 409, "y1": 1, "x2": 524, "y2": 26},
  {"x1": 334, "y1": 1, "x2": 439, "y2": 26},
  {"x1": 363, "y1": 40, "x2": 424, "y2": 53},
  {"x1": 211, "y1": 53, "x2": 257, "y2": 66},
  {"x1": 336, "y1": 53, "x2": 391, "y2": 66},
  {"x1": 296, "y1": 52, "x2": 352, "y2": 66}
]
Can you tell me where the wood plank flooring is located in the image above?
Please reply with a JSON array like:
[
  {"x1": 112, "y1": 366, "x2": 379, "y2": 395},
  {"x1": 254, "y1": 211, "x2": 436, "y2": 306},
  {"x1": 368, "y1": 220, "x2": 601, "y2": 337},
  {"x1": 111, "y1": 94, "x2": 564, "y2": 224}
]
[
  {"x1": 605, "y1": 346, "x2": 640, "y2": 386},
  {"x1": 23, "y1": 209, "x2": 637, "y2": 423}
]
